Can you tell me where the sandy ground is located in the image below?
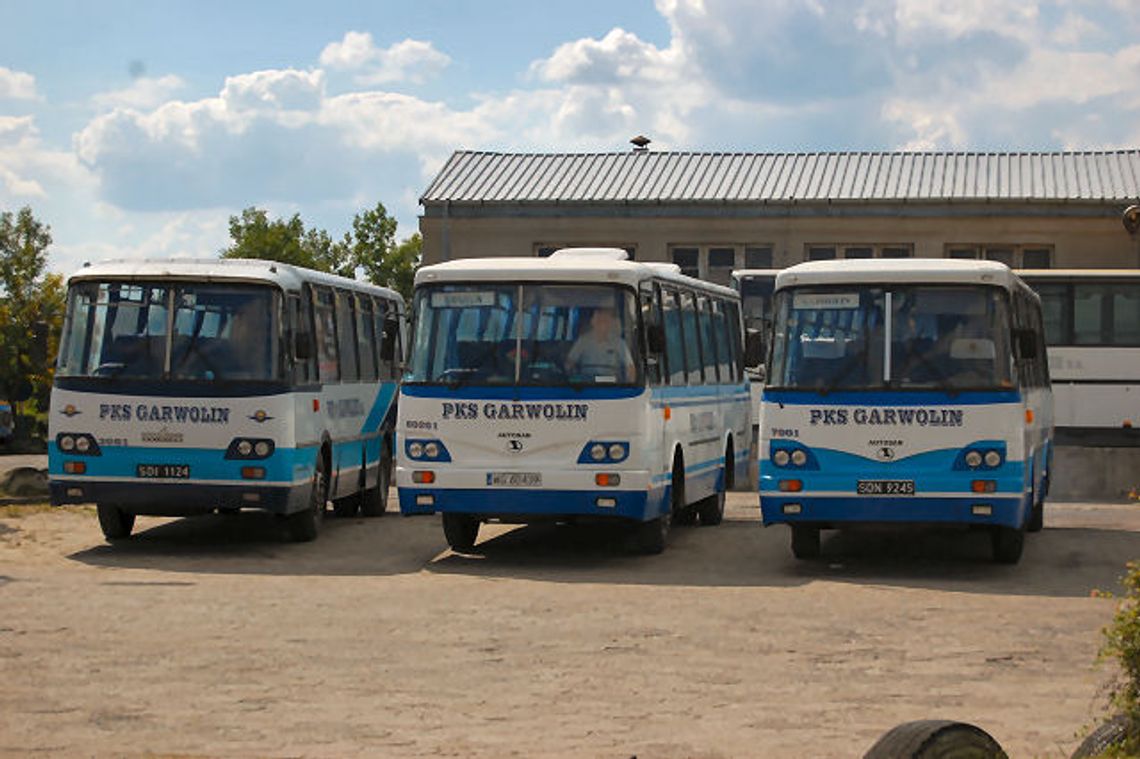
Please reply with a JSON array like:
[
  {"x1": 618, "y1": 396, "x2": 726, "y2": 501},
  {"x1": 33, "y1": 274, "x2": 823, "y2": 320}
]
[{"x1": 0, "y1": 492, "x2": 1136, "y2": 759}]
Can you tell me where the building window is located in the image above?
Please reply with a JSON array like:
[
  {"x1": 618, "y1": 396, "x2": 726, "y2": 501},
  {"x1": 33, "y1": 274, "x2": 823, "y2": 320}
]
[
  {"x1": 535, "y1": 243, "x2": 636, "y2": 259},
  {"x1": 745, "y1": 246, "x2": 773, "y2": 269},
  {"x1": 945, "y1": 245, "x2": 1052, "y2": 268},
  {"x1": 667, "y1": 244, "x2": 775, "y2": 283},
  {"x1": 671, "y1": 247, "x2": 700, "y2": 278},
  {"x1": 807, "y1": 244, "x2": 913, "y2": 261}
]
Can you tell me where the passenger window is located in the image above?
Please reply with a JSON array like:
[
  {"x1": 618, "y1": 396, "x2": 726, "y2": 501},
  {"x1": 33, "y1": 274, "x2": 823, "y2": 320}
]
[
  {"x1": 336, "y1": 290, "x2": 359, "y2": 382},
  {"x1": 681, "y1": 291, "x2": 703, "y2": 383},
  {"x1": 711, "y1": 299, "x2": 733, "y2": 382},
  {"x1": 357, "y1": 296, "x2": 378, "y2": 381},
  {"x1": 640, "y1": 282, "x2": 663, "y2": 386},
  {"x1": 661, "y1": 289, "x2": 686, "y2": 385},
  {"x1": 697, "y1": 297, "x2": 720, "y2": 382},
  {"x1": 314, "y1": 287, "x2": 339, "y2": 383}
]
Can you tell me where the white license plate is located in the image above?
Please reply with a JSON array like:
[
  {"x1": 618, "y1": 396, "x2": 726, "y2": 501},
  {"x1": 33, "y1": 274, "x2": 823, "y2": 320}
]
[
  {"x1": 136, "y1": 464, "x2": 190, "y2": 479},
  {"x1": 857, "y1": 479, "x2": 915, "y2": 495},
  {"x1": 487, "y1": 472, "x2": 542, "y2": 487}
]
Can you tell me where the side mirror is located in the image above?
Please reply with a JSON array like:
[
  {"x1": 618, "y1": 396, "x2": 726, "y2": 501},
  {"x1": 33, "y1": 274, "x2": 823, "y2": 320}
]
[
  {"x1": 379, "y1": 323, "x2": 397, "y2": 362},
  {"x1": 744, "y1": 328, "x2": 765, "y2": 368},
  {"x1": 647, "y1": 324, "x2": 665, "y2": 354},
  {"x1": 294, "y1": 333, "x2": 313, "y2": 361},
  {"x1": 1015, "y1": 329, "x2": 1037, "y2": 360}
]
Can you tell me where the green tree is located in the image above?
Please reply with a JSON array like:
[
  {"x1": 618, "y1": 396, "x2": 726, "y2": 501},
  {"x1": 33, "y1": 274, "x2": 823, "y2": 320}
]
[
  {"x1": 349, "y1": 202, "x2": 419, "y2": 301},
  {"x1": 221, "y1": 207, "x2": 352, "y2": 275},
  {"x1": 0, "y1": 206, "x2": 65, "y2": 439}
]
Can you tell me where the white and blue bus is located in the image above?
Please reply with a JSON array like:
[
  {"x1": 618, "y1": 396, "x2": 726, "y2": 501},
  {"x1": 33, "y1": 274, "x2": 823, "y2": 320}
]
[
  {"x1": 397, "y1": 248, "x2": 755, "y2": 554},
  {"x1": 758, "y1": 259, "x2": 1053, "y2": 564},
  {"x1": 1017, "y1": 269, "x2": 1140, "y2": 447},
  {"x1": 49, "y1": 259, "x2": 405, "y2": 543}
]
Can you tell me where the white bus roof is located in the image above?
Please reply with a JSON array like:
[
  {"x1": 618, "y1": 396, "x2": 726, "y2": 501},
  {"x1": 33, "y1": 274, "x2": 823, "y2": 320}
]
[
  {"x1": 775, "y1": 258, "x2": 1021, "y2": 291},
  {"x1": 1015, "y1": 268, "x2": 1140, "y2": 280},
  {"x1": 415, "y1": 249, "x2": 740, "y2": 298},
  {"x1": 66, "y1": 258, "x2": 403, "y2": 302}
]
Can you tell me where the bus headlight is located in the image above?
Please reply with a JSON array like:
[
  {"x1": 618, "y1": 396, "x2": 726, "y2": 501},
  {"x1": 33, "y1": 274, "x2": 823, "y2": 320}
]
[
  {"x1": 578, "y1": 441, "x2": 630, "y2": 464},
  {"x1": 773, "y1": 449, "x2": 790, "y2": 467},
  {"x1": 790, "y1": 449, "x2": 807, "y2": 467},
  {"x1": 59, "y1": 435, "x2": 76, "y2": 452},
  {"x1": 408, "y1": 442, "x2": 424, "y2": 459},
  {"x1": 965, "y1": 450, "x2": 983, "y2": 468},
  {"x1": 405, "y1": 439, "x2": 451, "y2": 461},
  {"x1": 608, "y1": 443, "x2": 627, "y2": 461},
  {"x1": 225, "y1": 438, "x2": 275, "y2": 460},
  {"x1": 254, "y1": 440, "x2": 271, "y2": 457},
  {"x1": 237, "y1": 440, "x2": 253, "y2": 457},
  {"x1": 983, "y1": 450, "x2": 1002, "y2": 468},
  {"x1": 424, "y1": 442, "x2": 440, "y2": 459},
  {"x1": 56, "y1": 433, "x2": 101, "y2": 456},
  {"x1": 590, "y1": 443, "x2": 606, "y2": 461}
]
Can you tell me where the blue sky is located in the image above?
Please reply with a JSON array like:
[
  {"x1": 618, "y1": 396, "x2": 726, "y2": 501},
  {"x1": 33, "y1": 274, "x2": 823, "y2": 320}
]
[{"x1": 2, "y1": 0, "x2": 1138, "y2": 276}]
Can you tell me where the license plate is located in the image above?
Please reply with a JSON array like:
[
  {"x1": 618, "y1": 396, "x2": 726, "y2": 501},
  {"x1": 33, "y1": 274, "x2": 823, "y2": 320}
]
[
  {"x1": 487, "y1": 472, "x2": 542, "y2": 487},
  {"x1": 857, "y1": 479, "x2": 915, "y2": 495},
  {"x1": 136, "y1": 464, "x2": 190, "y2": 479}
]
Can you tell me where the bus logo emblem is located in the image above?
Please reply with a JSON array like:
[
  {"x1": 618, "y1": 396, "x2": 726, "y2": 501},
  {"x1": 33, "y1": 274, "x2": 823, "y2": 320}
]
[
  {"x1": 877, "y1": 446, "x2": 895, "y2": 461},
  {"x1": 60, "y1": 404, "x2": 81, "y2": 417},
  {"x1": 506, "y1": 439, "x2": 524, "y2": 453}
]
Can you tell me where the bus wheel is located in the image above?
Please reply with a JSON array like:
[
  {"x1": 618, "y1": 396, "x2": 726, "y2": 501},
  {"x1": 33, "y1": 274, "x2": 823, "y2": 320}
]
[
  {"x1": 790, "y1": 525, "x2": 820, "y2": 559},
  {"x1": 991, "y1": 525, "x2": 1024, "y2": 564},
  {"x1": 1027, "y1": 479, "x2": 1045, "y2": 533},
  {"x1": 361, "y1": 445, "x2": 391, "y2": 518},
  {"x1": 862, "y1": 719, "x2": 1007, "y2": 759},
  {"x1": 288, "y1": 458, "x2": 327, "y2": 542},
  {"x1": 332, "y1": 496, "x2": 360, "y2": 518},
  {"x1": 96, "y1": 503, "x2": 135, "y2": 542},
  {"x1": 442, "y1": 513, "x2": 479, "y2": 552}
]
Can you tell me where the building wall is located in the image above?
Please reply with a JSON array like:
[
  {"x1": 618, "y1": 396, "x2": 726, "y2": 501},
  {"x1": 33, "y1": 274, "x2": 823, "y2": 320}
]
[{"x1": 420, "y1": 211, "x2": 1140, "y2": 270}]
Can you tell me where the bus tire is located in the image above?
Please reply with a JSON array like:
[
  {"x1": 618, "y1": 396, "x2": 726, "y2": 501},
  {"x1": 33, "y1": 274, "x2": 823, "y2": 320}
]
[
  {"x1": 697, "y1": 490, "x2": 725, "y2": 526},
  {"x1": 862, "y1": 719, "x2": 1007, "y2": 759},
  {"x1": 442, "y1": 513, "x2": 479, "y2": 552},
  {"x1": 991, "y1": 525, "x2": 1024, "y2": 564},
  {"x1": 1027, "y1": 499, "x2": 1044, "y2": 533},
  {"x1": 96, "y1": 503, "x2": 135, "y2": 542},
  {"x1": 791, "y1": 525, "x2": 820, "y2": 559},
  {"x1": 288, "y1": 456, "x2": 327, "y2": 542},
  {"x1": 361, "y1": 443, "x2": 391, "y2": 518},
  {"x1": 332, "y1": 496, "x2": 360, "y2": 518}
]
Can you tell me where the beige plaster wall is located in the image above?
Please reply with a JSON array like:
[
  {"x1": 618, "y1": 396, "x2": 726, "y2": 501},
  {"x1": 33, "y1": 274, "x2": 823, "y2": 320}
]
[{"x1": 420, "y1": 213, "x2": 1140, "y2": 269}]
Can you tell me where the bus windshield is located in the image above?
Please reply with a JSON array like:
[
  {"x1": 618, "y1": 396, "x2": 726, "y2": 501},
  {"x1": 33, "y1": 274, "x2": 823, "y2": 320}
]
[
  {"x1": 57, "y1": 281, "x2": 279, "y2": 382},
  {"x1": 768, "y1": 284, "x2": 1013, "y2": 391},
  {"x1": 408, "y1": 283, "x2": 642, "y2": 387}
]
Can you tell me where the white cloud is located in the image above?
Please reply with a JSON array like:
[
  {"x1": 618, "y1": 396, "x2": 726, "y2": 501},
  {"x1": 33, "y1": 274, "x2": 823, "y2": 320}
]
[
  {"x1": 0, "y1": 115, "x2": 92, "y2": 203},
  {"x1": 319, "y1": 32, "x2": 450, "y2": 85},
  {"x1": 0, "y1": 66, "x2": 37, "y2": 100},
  {"x1": 91, "y1": 75, "x2": 186, "y2": 111}
]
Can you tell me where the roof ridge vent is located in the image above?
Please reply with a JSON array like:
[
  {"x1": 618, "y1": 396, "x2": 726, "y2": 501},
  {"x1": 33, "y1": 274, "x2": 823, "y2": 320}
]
[{"x1": 549, "y1": 247, "x2": 629, "y2": 261}]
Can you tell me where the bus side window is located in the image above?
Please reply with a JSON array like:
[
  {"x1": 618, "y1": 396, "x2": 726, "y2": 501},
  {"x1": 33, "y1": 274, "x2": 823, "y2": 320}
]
[
  {"x1": 336, "y1": 289, "x2": 360, "y2": 382},
  {"x1": 661, "y1": 288, "x2": 686, "y2": 385},
  {"x1": 640, "y1": 282, "x2": 663, "y2": 385},
  {"x1": 314, "y1": 286, "x2": 340, "y2": 383},
  {"x1": 725, "y1": 299, "x2": 744, "y2": 382},
  {"x1": 357, "y1": 295, "x2": 378, "y2": 382},
  {"x1": 697, "y1": 296, "x2": 720, "y2": 383},
  {"x1": 291, "y1": 292, "x2": 317, "y2": 385},
  {"x1": 711, "y1": 299, "x2": 733, "y2": 382},
  {"x1": 380, "y1": 300, "x2": 401, "y2": 380},
  {"x1": 681, "y1": 290, "x2": 704, "y2": 384}
]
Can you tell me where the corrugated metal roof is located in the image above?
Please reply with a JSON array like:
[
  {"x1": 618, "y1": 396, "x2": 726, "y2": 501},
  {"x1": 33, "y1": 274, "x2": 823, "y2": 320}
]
[{"x1": 421, "y1": 150, "x2": 1140, "y2": 204}]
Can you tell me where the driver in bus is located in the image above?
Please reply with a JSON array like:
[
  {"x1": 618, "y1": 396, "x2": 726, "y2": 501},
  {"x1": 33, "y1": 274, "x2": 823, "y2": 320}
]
[{"x1": 565, "y1": 306, "x2": 635, "y2": 382}]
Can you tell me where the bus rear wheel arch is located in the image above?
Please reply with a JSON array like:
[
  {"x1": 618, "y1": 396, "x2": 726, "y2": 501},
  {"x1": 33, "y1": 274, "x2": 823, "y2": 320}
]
[
  {"x1": 361, "y1": 435, "x2": 392, "y2": 518},
  {"x1": 287, "y1": 447, "x2": 328, "y2": 542}
]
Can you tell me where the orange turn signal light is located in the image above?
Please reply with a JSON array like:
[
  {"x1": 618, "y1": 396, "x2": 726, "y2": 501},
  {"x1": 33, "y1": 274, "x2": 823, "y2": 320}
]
[
  {"x1": 595, "y1": 473, "x2": 621, "y2": 487},
  {"x1": 778, "y1": 479, "x2": 803, "y2": 493},
  {"x1": 971, "y1": 479, "x2": 996, "y2": 493},
  {"x1": 412, "y1": 471, "x2": 435, "y2": 484},
  {"x1": 64, "y1": 461, "x2": 86, "y2": 474},
  {"x1": 1025, "y1": 409, "x2": 1034, "y2": 424}
]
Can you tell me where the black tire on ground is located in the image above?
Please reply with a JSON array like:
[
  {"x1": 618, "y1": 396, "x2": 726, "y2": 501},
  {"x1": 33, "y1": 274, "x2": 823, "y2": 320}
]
[
  {"x1": 96, "y1": 503, "x2": 135, "y2": 542},
  {"x1": 287, "y1": 456, "x2": 327, "y2": 542},
  {"x1": 360, "y1": 446, "x2": 391, "y2": 517},
  {"x1": 791, "y1": 524, "x2": 820, "y2": 560},
  {"x1": 442, "y1": 513, "x2": 480, "y2": 552},
  {"x1": 672, "y1": 507, "x2": 698, "y2": 526},
  {"x1": 697, "y1": 489, "x2": 725, "y2": 526},
  {"x1": 632, "y1": 458, "x2": 681, "y2": 553},
  {"x1": 332, "y1": 496, "x2": 360, "y2": 518},
  {"x1": 991, "y1": 524, "x2": 1025, "y2": 564},
  {"x1": 1071, "y1": 714, "x2": 1133, "y2": 758},
  {"x1": 862, "y1": 719, "x2": 1008, "y2": 759}
]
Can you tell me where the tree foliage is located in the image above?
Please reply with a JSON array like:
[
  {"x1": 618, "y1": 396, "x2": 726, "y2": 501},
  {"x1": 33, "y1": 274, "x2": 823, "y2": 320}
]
[
  {"x1": 0, "y1": 207, "x2": 65, "y2": 435},
  {"x1": 220, "y1": 203, "x2": 419, "y2": 301}
]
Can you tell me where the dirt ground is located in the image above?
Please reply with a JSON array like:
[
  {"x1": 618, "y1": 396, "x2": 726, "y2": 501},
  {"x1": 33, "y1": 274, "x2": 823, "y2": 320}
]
[{"x1": 1, "y1": 492, "x2": 1136, "y2": 758}]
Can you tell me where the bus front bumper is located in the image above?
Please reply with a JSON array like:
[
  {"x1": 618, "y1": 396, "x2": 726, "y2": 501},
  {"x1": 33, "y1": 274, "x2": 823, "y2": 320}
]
[
  {"x1": 396, "y1": 466, "x2": 661, "y2": 522},
  {"x1": 49, "y1": 479, "x2": 309, "y2": 516},
  {"x1": 759, "y1": 493, "x2": 1030, "y2": 530}
]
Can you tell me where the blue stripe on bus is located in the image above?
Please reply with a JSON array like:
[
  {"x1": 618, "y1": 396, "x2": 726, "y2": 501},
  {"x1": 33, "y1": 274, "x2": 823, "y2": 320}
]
[
  {"x1": 399, "y1": 384, "x2": 644, "y2": 401},
  {"x1": 762, "y1": 389, "x2": 1021, "y2": 406},
  {"x1": 360, "y1": 381, "x2": 399, "y2": 435},
  {"x1": 398, "y1": 486, "x2": 662, "y2": 522}
]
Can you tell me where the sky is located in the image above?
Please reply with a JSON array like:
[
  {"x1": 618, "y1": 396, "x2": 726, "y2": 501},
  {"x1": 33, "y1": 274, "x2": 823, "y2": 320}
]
[{"x1": 2, "y1": 0, "x2": 1139, "y2": 277}]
